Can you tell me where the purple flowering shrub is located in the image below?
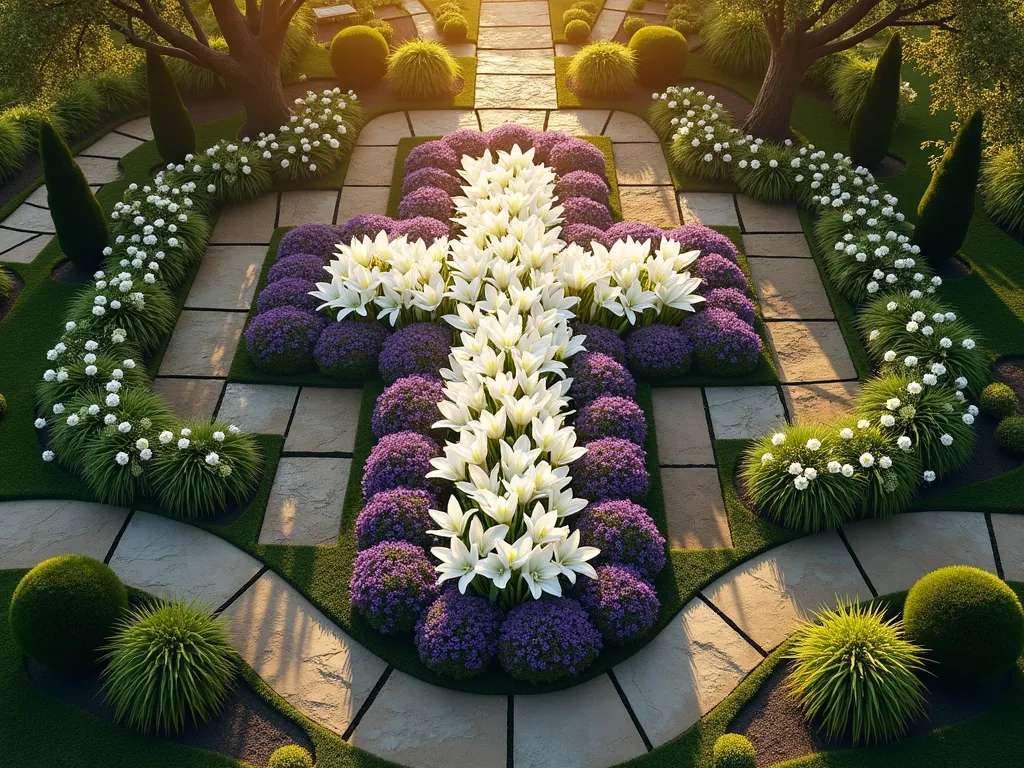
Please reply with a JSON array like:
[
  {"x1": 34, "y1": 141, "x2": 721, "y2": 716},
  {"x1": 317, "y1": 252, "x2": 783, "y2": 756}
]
[
  {"x1": 705, "y1": 287, "x2": 756, "y2": 326},
  {"x1": 389, "y1": 216, "x2": 450, "y2": 245},
  {"x1": 696, "y1": 254, "x2": 749, "y2": 292},
  {"x1": 441, "y1": 129, "x2": 490, "y2": 160},
  {"x1": 362, "y1": 431, "x2": 442, "y2": 499},
  {"x1": 487, "y1": 124, "x2": 535, "y2": 154},
  {"x1": 355, "y1": 488, "x2": 436, "y2": 550},
  {"x1": 277, "y1": 223, "x2": 343, "y2": 260},
  {"x1": 573, "y1": 323, "x2": 627, "y2": 363},
  {"x1": 245, "y1": 306, "x2": 325, "y2": 374},
  {"x1": 405, "y1": 140, "x2": 461, "y2": 176},
  {"x1": 314, "y1": 320, "x2": 389, "y2": 379},
  {"x1": 602, "y1": 221, "x2": 665, "y2": 249},
  {"x1": 403, "y1": 166, "x2": 463, "y2": 198},
  {"x1": 256, "y1": 277, "x2": 319, "y2": 315},
  {"x1": 416, "y1": 590, "x2": 504, "y2": 678},
  {"x1": 562, "y1": 196, "x2": 613, "y2": 230},
  {"x1": 625, "y1": 324, "x2": 693, "y2": 378},
  {"x1": 563, "y1": 223, "x2": 606, "y2": 249},
  {"x1": 569, "y1": 352, "x2": 636, "y2": 405},
  {"x1": 498, "y1": 597, "x2": 602, "y2": 683},
  {"x1": 575, "y1": 396, "x2": 647, "y2": 445},
  {"x1": 666, "y1": 224, "x2": 739, "y2": 262},
  {"x1": 267, "y1": 253, "x2": 328, "y2": 284},
  {"x1": 572, "y1": 437, "x2": 650, "y2": 501},
  {"x1": 576, "y1": 500, "x2": 666, "y2": 580},
  {"x1": 532, "y1": 130, "x2": 573, "y2": 164},
  {"x1": 555, "y1": 170, "x2": 610, "y2": 206},
  {"x1": 549, "y1": 138, "x2": 607, "y2": 178},
  {"x1": 338, "y1": 213, "x2": 396, "y2": 245},
  {"x1": 690, "y1": 307, "x2": 763, "y2": 375},
  {"x1": 398, "y1": 185, "x2": 454, "y2": 223},
  {"x1": 378, "y1": 323, "x2": 452, "y2": 383},
  {"x1": 350, "y1": 541, "x2": 440, "y2": 634},
  {"x1": 577, "y1": 564, "x2": 660, "y2": 646},
  {"x1": 372, "y1": 374, "x2": 445, "y2": 438}
]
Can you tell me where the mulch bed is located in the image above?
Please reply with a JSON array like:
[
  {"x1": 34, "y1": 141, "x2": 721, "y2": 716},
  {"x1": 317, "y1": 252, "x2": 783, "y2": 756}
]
[
  {"x1": 26, "y1": 658, "x2": 313, "y2": 766},
  {"x1": 51, "y1": 260, "x2": 93, "y2": 285},
  {"x1": 994, "y1": 357, "x2": 1024, "y2": 413},
  {"x1": 731, "y1": 660, "x2": 1011, "y2": 767}
]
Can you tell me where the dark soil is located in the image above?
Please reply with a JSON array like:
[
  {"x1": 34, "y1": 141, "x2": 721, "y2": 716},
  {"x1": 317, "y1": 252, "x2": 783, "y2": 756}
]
[
  {"x1": 26, "y1": 658, "x2": 313, "y2": 767},
  {"x1": 872, "y1": 154, "x2": 906, "y2": 178},
  {"x1": 994, "y1": 357, "x2": 1024, "y2": 414},
  {"x1": 51, "y1": 260, "x2": 94, "y2": 285},
  {"x1": 0, "y1": 268, "x2": 25, "y2": 320},
  {"x1": 731, "y1": 660, "x2": 1011, "y2": 767},
  {"x1": 933, "y1": 253, "x2": 972, "y2": 280}
]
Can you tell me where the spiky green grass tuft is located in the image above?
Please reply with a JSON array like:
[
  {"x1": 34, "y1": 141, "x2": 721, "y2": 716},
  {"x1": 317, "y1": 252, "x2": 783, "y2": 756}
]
[
  {"x1": 981, "y1": 145, "x2": 1024, "y2": 235},
  {"x1": 731, "y1": 141, "x2": 800, "y2": 203},
  {"x1": 0, "y1": 113, "x2": 28, "y2": 179},
  {"x1": 387, "y1": 40, "x2": 460, "y2": 101},
  {"x1": 701, "y1": 13, "x2": 769, "y2": 76},
  {"x1": 567, "y1": 42, "x2": 637, "y2": 100},
  {"x1": 167, "y1": 37, "x2": 230, "y2": 96}
]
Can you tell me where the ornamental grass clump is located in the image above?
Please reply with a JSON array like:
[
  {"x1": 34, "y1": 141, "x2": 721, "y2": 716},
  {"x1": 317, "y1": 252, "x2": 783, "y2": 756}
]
[
  {"x1": 980, "y1": 146, "x2": 1024, "y2": 235},
  {"x1": 371, "y1": 374, "x2": 445, "y2": 437},
  {"x1": 68, "y1": 274, "x2": 178, "y2": 356},
  {"x1": 832, "y1": 417, "x2": 920, "y2": 518},
  {"x1": 568, "y1": 42, "x2": 637, "y2": 100},
  {"x1": 314, "y1": 320, "x2": 390, "y2": 379},
  {"x1": 102, "y1": 599, "x2": 237, "y2": 735},
  {"x1": 415, "y1": 590, "x2": 504, "y2": 678},
  {"x1": 625, "y1": 324, "x2": 692, "y2": 378},
  {"x1": 378, "y1": 323, "x2": 452, "y2": 381},
  {"x1": 702, "y1": 13, "x2": 769, "y2": 76},
  {"x1": 350, "y1": 541, "x2": 440, "y2": 634},
  {"x1": 362, "y1": 430, "x2": 442, "y2": 498},
  {"x1": 387, "y1": 40, "x2": 460, "y2": 101},
  {"x1": 277, "y1": 222, "x2": 344, "y2": 260},
  {"x1": 356, "y1": 488, "x2": 436, "y2": 550},
  {"x1": 575, "y1": 395, "x2": 648, "y2": 445},
  {"x1": 498, "y1": 597, "x2": 602, "y2": 683},
  {"x1": 787, "y1": 600, "x2": 927, "y2": 745},
  {"x1": 571, "y1": 437, "x2": 649, "y2": 501},
  {"x1": 576, "y1": 499, "x2": 665, "y2": 580},
  {"x1": 245, "y1": 306, "x2": 326, "y2": 375},
  {"x1": 732, "y1": 140, "x2": 800, "y2": 204},
  {"x1": 577, "y1": 564, "x2": 660, "y2": 646},
  {"x1": 569, "y1": 351, "x2": 637, "y2": 405}
]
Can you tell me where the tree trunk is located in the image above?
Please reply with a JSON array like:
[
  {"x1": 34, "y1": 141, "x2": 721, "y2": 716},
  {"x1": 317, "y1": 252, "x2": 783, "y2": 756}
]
[
  {"x1": 229, "y1": 53, "x2": 292, "y2": 135},
  {"x1": 741, "y1": 40, "x2": 811, "y2": 142}
]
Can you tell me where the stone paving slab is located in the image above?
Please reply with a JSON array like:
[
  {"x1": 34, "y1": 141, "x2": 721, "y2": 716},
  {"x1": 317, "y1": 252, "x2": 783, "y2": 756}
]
[
  {"x1": 742, "y1": 233, "x2": 812, "y2": 258},
  {"x1": 357, "y1": 112, "x2": 412, "y2": 145},
  {"x1": 603, "y1": 0, "x2": 633, "y2": 9},
  {"x1": 408, "y1": 109, "x2": 480, "y2": 135},
  {"x1": 217, "y1": 383, "x2": 299, "y2": 435},
  {"x1": 23, "y1": 184, "x2": 103, "y2": 209},
  {"x1": 351, "y1": 671, "x2": 507, "y2": 768},
  {"x1": 184, "y1": 245, "x2": 265, "y2": 310},
  {"x1": 475, "y1": 74, "x2": 558, "y2": 109},
  {"x1": 612, "y1": 142, "x2": 672, "y2": 186},
  {"x1": 843, "y1": 512, "x2": 997, "y2": 596},
  {"x1": 223, "y1": 570, "x2": 389, "y2": 736},
  {"x1": 614, "y1": 597, "x2": 763, "y2": 747},
  {"x1": 736, "y1": 195, "x2": 802, "y2": 233},
  {"x1": 75, "y1": 155, "x2": 121, "y2": 184},
  {"x1": 3, "y1": 204, "x2": 55, "y2": 233},
  {"x1": 477, "y1": 50, "x2": 556, "y2": 75},
  {"x1": 620, "y1": 186, "x2": 681, "y2": 228},
  {"x1": 210, "y1": 195, "x2": 278, "y2": 244},
  {"x1": 377, "y1": 4, "x2": 406, "y2": 18},
  {"x1": 766, "y1": 320, "x2": 857, "y2": 383},
  {"x1": 478, "y1": 109, "x2": 548, "y2": 131},
  {"x1": 158, "y1": 310, "x2": 246, "y2": 377},
  {"x1": 481, "y1": 0, "x2": 549, "y2": 25},
  {"x1": 678, "y1": 192, "x2": 739, "y2": 228},
  {"x1": 109, "y1": 512, "x2": 263, "y2": 608},
  {"x1": 545, "y1": 109, "x2": 609, "y2": 135},
  {"x1": 748, "y1": 257, "x2": 834, "y2": 320},
  {"x1": 782, "y1": 381, "x2": 859, "y2": 424},
  {"x1": 513, "y1": 674, "x2": 646, "y2": 768},
  {"x1": 152, "y1": 377, "x2": 225, "y2": 420},
  {"x1": 554, "y1": 43, "x2": 581, "y2": 56},
  {"x1": 603, "y1": 111, "x2": 659, "y2": 143},
  {"x1": 0, "y1": 233, "x2": 47, "y2": 263},
  {"x1": 411, "y1": 12, "x2": 443, "y2": 40},
  {"x1": 0, "y1": 500, "x2": 128, "y2": 569},
  {"x1": 705, "y1": 386, "x2": 786, "y2": 440},
  {"x1": 345, "y1": 145, "x2": 398, "y2": 186},
  {"x1": 478, "y1": 26, "x2": 552, "y2": 49},
  {"x1": 662, "y1": 467, "x2": 732, "y2": 549},
  {"x1": 0, "y1": 227, "x2": 37, "y2": 252},
  {"x1": 285, "y1": 387, "x2": 363, "y2": 453},
  {"x1": 652, "y1": 387, "x2": 713, "y2": 465},
  {"x1": 337, "y1": 186, "x2": 390, "y2": 224},
  {"x1": 447, "y1": 43, "x2": 477, "y2": 57},
  {"x1": 115, "y1": 117, "x2": 155, "y2": 141},
  {"x1": 702, "y1": 532, "x2": 870, "y2": 651},
  {"x1": 279, "y1": 190, "x2": 339, "y2": 227},
  {"x1": 79, "y1": 131, "x2": 144, "y2": 158},
  {"x1": 991, "y1": 514, "x2": 1024, "y2": 581},
  {"x1": 592, "y1": 9, "x2": 625, "y2": 39},
  {"x1": 260, "y1": 457, "x2": 350, "y2": 545}
]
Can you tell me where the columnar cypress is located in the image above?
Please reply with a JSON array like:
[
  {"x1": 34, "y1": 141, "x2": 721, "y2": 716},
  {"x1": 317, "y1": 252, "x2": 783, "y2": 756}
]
[
  {"x1": 849, "y1": 33, "x2": 902, "y2": 169},
  {"x1": 146, "y1": 50, "x2": 196, "y2": 164}
]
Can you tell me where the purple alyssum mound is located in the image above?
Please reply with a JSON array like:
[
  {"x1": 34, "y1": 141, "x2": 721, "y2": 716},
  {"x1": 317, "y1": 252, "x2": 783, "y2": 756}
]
[
  {"x1": 245, "y1": 306, "x2": 325, "y2": 374},
  {"x1": 562, "y1": 196, "x2": 613, "y2": 230},
  {"x1": 602, "y1": 221, "x2": 665, "y2": 249},
  {"x1": 405, "y1": 140, "x2": 461, "y2": 176},
  {"x1": 267, "y1": 252, "x2": 328, "y2": 284},
  {"x1": 441, "y1": 129, "x2": 490, "y2": 160},
  {"x1": 697, "y1": 253, "x2": 748, "y2": 292},
  {"x1": 576, "y1": 499, "x2": 666, "y2": 580},
  {"x1": 569, "y1": 351, "x2": 636, "y2": 405},
  {"x1": 625, "y1": 324, "x2": 693, "y2": 378},
  {"x1": 389, "y1": 216, "x2": 450, "y2": 245},
  {"x1": 549, "y1": 138, "x2": 607, "y2": 178},
  {"x1": 575, "y1": 395, "x2": 647, "y2": 445},
  {"x1": 578, "y1": 564, "x2": 660, "y2": 646},
  {"x1": 572, "y1": 323, "x2": 627, "y2": 363},
  {"x1": 338, "y1": 214, "x2": 396, "y2": 245},
  {"x1": 562, "y1": 223, "x2": 606, "y2": 249},
  {"x1": 487, "y1": 124, "x2": 535, "y2": 154},
  {"x1": 355, "y1": 488, "x2": 436, "y2": 550},
  {"x1": 256, "y1": 276, "x2": 319, "y2": 315},
  {"x1": 372, "y1": 374, "x2": 445, "y2": 438},
  {"x1": 277, "y1": 223, "x2": 342, "y2": 260},
  {"x1": 362, "y1": 430, "x2": 442, "y2": 499},
  {"x1": 416, "y1": 590, "x2": 504, "y2": 679},
  {"x1": 403, "y1": 166, "x2": 463, "y2": 198},
  {"x1": 690, "y1": 307, "x2": 762, "y2": 375},
  {"x1": 555, "y1": 170, "x2": 610, "y2": 206},
  {"x1": 666, "y1": 224, "x2": 739, "y2": 262},
  {"x1": 350, "y1": 541, "x2": 440, "y2": 634},
  {"x1": 705, "y1": 287, "x2": 756, "y2": 326},
  {"x1": 378, "y1": 322, "x2": 452, "y2": 383},
  {"x1": 532, "y1": 130, "x2": 573, "y2": 164},
  {"x1": 572, "y1": 437, "x2": 649, "y2": 501},
  {"x1": 498, "y1": 597, "x2": 602, "y2": 684},
  {"x1": 398, "y1": 185, "x2": 454, "y2": 223},
  {"x1": 314, "y1": 320, "x2": 389, "y2": 379}
]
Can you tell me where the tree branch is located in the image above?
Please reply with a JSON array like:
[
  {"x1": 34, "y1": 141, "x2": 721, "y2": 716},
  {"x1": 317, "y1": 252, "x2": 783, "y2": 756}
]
[
  {"x1": 177, "y1": 0, "x2": 210, "y2": 46},
  {"x1": 106, "y1": 19, "x2": 205, "y2": 65},
  {"x1": 800, "y1": 0, "x2": 843, "y2": 32},
  {"x1": 277, "y1": 0, "x2": 307, "y2": 36},
  {"x1": 805, "y1": 0, "x2": 901, "y2": 50},
  {"x1": 206, "y1": 0, "x2": 252, "y2": 49}
]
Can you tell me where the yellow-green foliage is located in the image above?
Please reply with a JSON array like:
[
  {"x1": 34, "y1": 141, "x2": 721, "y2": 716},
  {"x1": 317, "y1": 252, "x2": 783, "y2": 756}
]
[
  {"x1": 623, "y1": 16, "x2": 647, "y2": 39},
  {"x1": 831, "y1": 54, "x2": 914, "y2": 125},
  {"x1": 387, "y1": 40, "x2": 460, "y2": 100},
  {"x1": 367, "y1": 17, "x2": 395, "y2": 43},
  {"x1": 0, "y1": 266, "x2": 14, "y2": 299},
  {"x1": 563, "y1": 8, "x2": 595, "y2": 26},
  {"x1": 568, "y1": 41, "x2": 637, "y2": 99},
  {"x1": 0, "y1": 113, "x2": 28, "y2": 179},
  {"x1": 573, "y1": 0, "x2": 598, "y2": 14},
  {"x1": 167, "y1": 37, "x2": 230, "y2": 96},
  {"x1": 564, "y1": 19, "x2": 592, "y2": 44},
  {"x1": 981, "y1": 145, "x2": 1024, "y2": 234},
  {"x1": 628, "y1": 25, "x2": 687, "y2": 87},
  {"x1": 444, "y1": 14, "x2": 470, "y2": 41},
  {"x1": 702, "y1": 12, "x2": 769, "y2": 76},
  {"x1": 331, "y1": 26, "x2": 390, "y2": 87}
]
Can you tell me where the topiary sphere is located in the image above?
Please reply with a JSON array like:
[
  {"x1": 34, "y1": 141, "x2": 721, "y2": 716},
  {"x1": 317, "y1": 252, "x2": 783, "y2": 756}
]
[
  {"x1": 628, "y1": 25, "x2": 688, "y2": 87},
  {"x1": 903, "y1": 565, "x2": 1024, "y2": 686},
  {"x1": 623, "y1": 16, "x2": 647, "y2": 39},
  {"x1": 564, "y1": 19, "x2": 592, "y2": 45},
  {"x1": 572, "y1": 0, "x2": 597, "y2": 14},
  {"x1": 330, "y1": 26, "x2": 389, "y2": 88},
  {"x1": 268, "y1": 745, "x2": 313, "y2": 768},
  {"x1": 563, "y1": 8, "x2": 594, "y2": 26},
  {"x1": 995, "y1": 417, "x2": 1024, "y2": 454},
  {"x1": 9, "y1": 554, "x2": 127, "y2": 674},
  {"x1": 713, "y1": 733, "x2": 756, "y2": 768},
  {"x1": 980, "y1": 382, "x2": 1018, "y2": 420},
  {"x1": 443, "y1": 15, "x2": 469, "y2": 42}
]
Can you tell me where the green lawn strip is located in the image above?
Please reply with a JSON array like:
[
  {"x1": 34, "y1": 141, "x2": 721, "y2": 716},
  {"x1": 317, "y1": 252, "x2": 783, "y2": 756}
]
[
  {"x1": 419, "y1": 0, "x2": 482, "y2": 42},
  {"x1": 914, "y1": 463, "x2": 1024, "y2": 514},
  {"x1": 549, "y1": 0, "x2": 607, "y2": 43}
]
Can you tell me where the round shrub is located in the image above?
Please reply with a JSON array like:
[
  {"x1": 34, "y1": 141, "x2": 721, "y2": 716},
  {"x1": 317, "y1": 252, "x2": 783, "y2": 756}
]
[
  {"x1": 102, "y1": 599, "x2": 236, "y2": 734},
  {"x1": 436, "y1": 11, "x2": 462, "y2": 30},
  {"x1": 569, "y1": 351, "x2": 637, "y2": 405},
  {"x1": 268, "y1": 745, "x2": 314, "y2": 768},
  {"x1": 350, "y1": 541, "x2": 440, "y2": 634},
  {"x1": 245, "y1": 306, "x2": 325, "y2": 375},
  {"x1": 314, "y1": 320, "x2": 389, "y2": 379},
  {"x1": 564, "y1": 8, "x2": 595, "y2": 25},
  {"x1": 995, "y1": 417, "x2": 1024, "y2": 454},
  {"x1": 256, "y1": 277, "x2": 319, "y2": 315},
  {"x1": 330, "y1": 26, "x2": 389, "y2": 87},
  {"x1": 626, "y1": 324, "x2": 692, "y2": 378},
  {"x1": 372, "y1": 374, "x2": 445, "y2": 437},
  {"x1": 487, "y1": 124, "x2": 535, "y2": 154},
  {"x1": 362, "y1": 431, "x2": 442, "y2": 498},
  {"x1": 268, "y1": 253, "x2": 329, "y2": 284},
  {"x1": 705, "y1": 287, "x2": 755, "y2": 326},
  {"x1": 416, "y1": 590, "x2": 503, "y2": 678},
  {"x1": 390, "y1": 216, "x2": 451, "y2": 244},
  {"x1": 575, "y1": 395, "x2": 647, "y2": 445},
  {"x1": 903, "y1": 565, "x2": 1024, "y2": 685},
  {"x1": 278, "y1": 222, "x2": 343, "y2": 260},
  {"x1": 441, "y1": 129, "x2": 489, "y2": 160},
  {"x1": 568, "y1": 42, "x2": 637, "y2": 99},
  {"x1": 403, "y1": 166, "x2": 463, "y2": 198},
  {"x1": 356, "y1": 488, "x2": 436, "y2": 550},
  {"x1": 398, "y1": 185, "x2": 454, "y2": 222},
  {"x1": 577, "y1": 499, "x2": 665, "y2": 579},
  {"x1": 498, "y1": 597, "x2": 602, "y2": 683},
  {"x1": 387, "y1": 39, "x2": 460, "y2": 101},
  {"x1": 338, "y1": 213, "x2": 396, "y2": 245},
  {"x1": 563, "y1": 222, "x2": 606, "y2": 248},
  {"x1": 533, "y1": 130, "x2": 574, "y2": 164},
  {"x1": 787, "y1": 600, "x2": 926, "y2": 744},
  {"x1": 578, "y1": 564, "x2": 659, "y2": 645},
  {"x1": 602, "y1": 221, "x2": 665, "y2": 249},
  {"x1": 623, "y1": 16, "x2": 647, "y2": 39},
  {"x1": 628, "y1": 25, "x2": 687, "y2": 87},
  {"x1": 572, "y1": 437, "x2": 649, "y2": 501},
  {"x1": 697, "y1": 253, "x2": 748, "y2": 291},
  {"x1": 690, "y1": 308, "x2": 762, "y2": 375},
  {"x1": 980, "y1": 382, "x2": 1018, "y2": 420},
  {"x1": 573, "y1": 0, "x2": 597, "y2": 14},
  {"x1": 713, "y1": 734, "x2": 757, "y2": 768},
  {"x1": 572, "y1": 323, "x2": 627, "y2": 363},
  {"x1": 666, "y1": 224, "x2": 739, "y2": 261},
  {"x1": 555, "y1": 170, "x2": 610, "y2": 206},
  {"x1": 549, "y1": 138, "x2": 608, "y2": 178},
  {"x1": 563, "y1": 196, "x2": 613, "y2": 230},
  {"x1": 405, "y1": 139, "x2": 461, "y2": 176},
  {"x1": 367, "y1": 17, "x2": 394, "y2": 43},
  {"x1": 564, "y1": 18, "x2": 592, "y2": 44},
  {"x1": 9, "y1": 554, "x2": 127, "y2": 674},
  {"x1": 378, "y1": 322, "x2": 452, "y2": 382},
  {"x1": 443, "y1": 15, "x2": 469, "y2": 42}
]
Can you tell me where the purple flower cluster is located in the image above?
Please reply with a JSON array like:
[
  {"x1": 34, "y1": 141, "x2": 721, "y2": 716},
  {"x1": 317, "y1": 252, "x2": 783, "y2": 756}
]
[
  {"x1": 405, "y1": 140, "x2": 461, "y2": 176},
  {"x1": 576, "y1": 499, "x2": 666, "y2": 580},
  {"x1": 705, "y1": 287, "x2": 756, "y2": 326},
  {"x1": 689, "y1": 307, "x2": 762, "y2": 375},
  {"x1": 390, "y1": 216, "x2": 450, "y2": 245},
  {"x1": 487, "y1": 124, "x2": 535, "y2": 154},
  {"x1": 563, "y1": 223, "x2": 605, "y2": 249},
  {"x1": 696, "y1": 254, "x2": 748, "y2": 292},
  {"x1": 416, "y1": 590, "x2": 504, "y2": 679},
  {"x1": 441, "y1": 129, "x2": 490, "y2": 160},
  {"x1": 498, "y1": 597, "x2": 602, "y2": 684},
  {"x1": 403, "y1": 166, "x2": 463, "y2": 198},
  {"x1": 665, "y1": 224, "x2": 739, "y2": 262},
  {"x1": 355, "y1": 488, "x2": 436, "y2": 550},
  {"x1": 572, "y1": 437, "x2": 649, "y2": 501},
  {"x1": 338, "y1": 214, "x2": 396, "y2": 244},
  {"x1": 573, "y1": 323, "x2": 627, "y2": 363},
  {"x1": 314, "y1": 320, "x2": 389, "y2": 379},
  {"x1": 532, "y1": 130, "x2": 573, "y2": 164},
  {"x1": 362, "y1": 430, "x2": 442, "y2": 499},
  {"x1": 245, "y1": 306, "x2": 325, "y2": 374},
  {"x1": 575, "y1": 396, "x2": 647, "y2": 445},
  {"x1": 350, "y1": 541, "x2": 440, "y2": 634},
  {"x1": 378, "y1": 323, "x2": 452, "y2": 383},
  {"x1": 562, "y1": 196, "x2": 613, "y2": 230},
  {"x1": 549, "y1": 138, "x2": 607, "y2": 178},
  {"x1": 371, "y1": 374, "x2": 445, "y2": 438},
  {"x1": 397, "y1": 185, "x2": 454, "y2": 223},
  {"x1": 277, "y1": 223, "x2": 342, "y2": 260},
  {"x1": 569, "y1": 352, "x2": 636, "y2": 405},
  {"x1": 602, "y1": 221, "x2": 665, "y2": 249},
  {"x1": 256, "y1": 277, "x2": 319, "y2": 315},
  {"x1": 267, "y1": 253, "x2": 328, "y2": 284},
  {"x1": 625, "y1": 324, "x2": 693, "y2": 378},
  {"x1": 555, "y1": 170, "x2": 610, "y2": 206},
  {"x1": 577, "y1": 564, "x2": 660, "y2": 646}
]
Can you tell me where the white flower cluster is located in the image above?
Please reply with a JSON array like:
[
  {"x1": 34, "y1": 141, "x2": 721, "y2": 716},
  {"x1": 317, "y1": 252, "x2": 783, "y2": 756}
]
[{"x1": 275, "y1": 88, "x2": 353, "y2": 177}]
